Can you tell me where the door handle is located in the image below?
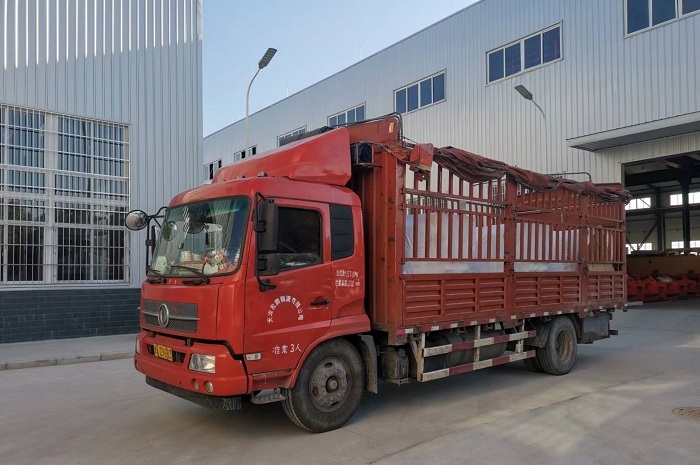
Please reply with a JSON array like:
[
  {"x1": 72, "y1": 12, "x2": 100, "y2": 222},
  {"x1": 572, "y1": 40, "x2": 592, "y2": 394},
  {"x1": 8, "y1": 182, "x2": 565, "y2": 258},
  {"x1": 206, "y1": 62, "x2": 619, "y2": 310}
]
[{"x1": 310, "y1": 299, "x2": 331, "y2": 307}]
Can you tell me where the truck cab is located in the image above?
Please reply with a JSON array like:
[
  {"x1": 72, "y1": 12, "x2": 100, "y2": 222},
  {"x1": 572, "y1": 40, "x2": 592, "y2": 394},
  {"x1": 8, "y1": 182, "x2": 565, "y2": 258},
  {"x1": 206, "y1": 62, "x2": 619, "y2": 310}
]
[{"x1": 131, "y1": 126, "x2": 373, "y2": 430}]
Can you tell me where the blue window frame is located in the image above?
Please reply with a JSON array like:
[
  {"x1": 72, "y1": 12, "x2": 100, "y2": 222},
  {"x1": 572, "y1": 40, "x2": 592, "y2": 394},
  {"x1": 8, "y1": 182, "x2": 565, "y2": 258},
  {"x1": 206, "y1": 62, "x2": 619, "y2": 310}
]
[
  {"x1": 395, "y1": 72, "x2": 446, "y2": 114},
  {"x1": 487, "y1": 24, "x2": 561, "y2": 84}
]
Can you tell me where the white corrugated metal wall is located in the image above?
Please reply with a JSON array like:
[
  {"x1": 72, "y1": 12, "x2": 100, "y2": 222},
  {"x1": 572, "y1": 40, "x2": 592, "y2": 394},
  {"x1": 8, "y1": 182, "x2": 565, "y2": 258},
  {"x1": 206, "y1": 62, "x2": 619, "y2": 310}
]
[
  {"x1": 204, "y1": 0, "x2": 699, "y2": 184},
  {"x1": 0, "y1": 0, "x2": 203, "y2": 287}
]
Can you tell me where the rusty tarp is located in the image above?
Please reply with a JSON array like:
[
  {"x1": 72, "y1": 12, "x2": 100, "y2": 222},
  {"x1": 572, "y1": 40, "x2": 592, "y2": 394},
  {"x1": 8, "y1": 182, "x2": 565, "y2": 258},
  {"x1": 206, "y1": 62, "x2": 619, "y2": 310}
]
[{"x1": 404, "y1": 144, "x2": 631, "y2": 203}]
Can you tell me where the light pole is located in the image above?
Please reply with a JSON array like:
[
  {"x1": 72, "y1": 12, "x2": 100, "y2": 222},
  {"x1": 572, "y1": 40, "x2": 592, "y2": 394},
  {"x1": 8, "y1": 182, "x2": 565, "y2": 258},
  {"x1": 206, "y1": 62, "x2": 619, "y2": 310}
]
[
  {"x1": 514, "y1": 84, "x2": 547, "y2": 166},
  {"x1": 245, "y1": 48, "x2": 277, "y2": 156}
]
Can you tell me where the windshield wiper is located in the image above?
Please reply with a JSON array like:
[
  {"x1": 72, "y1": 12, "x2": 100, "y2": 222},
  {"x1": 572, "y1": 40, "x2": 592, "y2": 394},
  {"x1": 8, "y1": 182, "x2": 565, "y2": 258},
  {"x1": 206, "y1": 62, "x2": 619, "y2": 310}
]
[
  {"x1": 167, "y1": 265, "x2": 211, "y2": 285},
  {"x1": 146, "y1": 268, "x2": 167, "y2": 284}
]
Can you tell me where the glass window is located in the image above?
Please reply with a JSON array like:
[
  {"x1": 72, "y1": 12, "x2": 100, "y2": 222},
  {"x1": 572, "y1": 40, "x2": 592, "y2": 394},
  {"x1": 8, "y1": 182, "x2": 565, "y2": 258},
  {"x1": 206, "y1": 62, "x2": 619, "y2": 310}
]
[
  {"x1": 488, "y1": 25, "x2": 560, "y2": 83},
  {"x1": 625, "y1": 197, "x2": 652, "y2": 210},
  {"x1": 329, "y1": 115, "x2": 338, "y2": 127},
  {"x1": 277, "y1": 127, "x2": 306, "y2": 146},
  {"x1": 488, "y1": 49, "x2": 504, "y2": 82},
  {"x1": 684, "y1": 0, "x2": 700, "y2": 13},
  {"x1": 273, "y1": 207, "x2": 323, "y2": 271},
  {"x1": 524, "y1": 35, "x2": 541, "y2": 69},
  {"x1": 420, "y1": 78, "x2": 432, "y2": 107},
  {"x1": 395, "y1": 88, "x2": 407, "y2": 114},
  {"x1": 396, "y1": 74, "x2": 444, "y2": 113},
  {"x1": 150, "y1": 197, "x2": 251, "y2": 277},
  {"x1": 433, "y1": 73, "x2": 445, "y2": 102},
  {"x1": 407, "y1": 84, "x2": 419, "y2": 112},
  {"x1": 542, "y1": 27, "x2": 561, "y2": 62},
  {"x1": 347, "y1": 108, "x2": 356, "y2": 123},
  {"x1": 330, "y1": 204, "x2": 354, "y2": 261},
  {"x1": 1, "y1": 106, "x2": 129, "y2": 284},
  {"x1": 627, "y1": 0, "x2": 651, "y2": 33},
  {"x1": 356, "y1": 104, "x2": 365, "y2": 121},
  {"x1": 505, "y1": 43, "x2": 521, "y2": 76},
  {"x1": 653, "y1": 0, "x2": 676, "y2": 24},
  {"x1": 337, "y1": 113, "x2": 346, "y2": 125}
]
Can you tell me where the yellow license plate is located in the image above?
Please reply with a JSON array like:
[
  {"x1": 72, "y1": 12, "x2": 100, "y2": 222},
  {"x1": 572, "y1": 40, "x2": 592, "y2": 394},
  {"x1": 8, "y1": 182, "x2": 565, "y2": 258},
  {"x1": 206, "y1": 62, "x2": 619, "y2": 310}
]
[{"x1": 154, "y1": 344, "x2": 173, "y2": 362}]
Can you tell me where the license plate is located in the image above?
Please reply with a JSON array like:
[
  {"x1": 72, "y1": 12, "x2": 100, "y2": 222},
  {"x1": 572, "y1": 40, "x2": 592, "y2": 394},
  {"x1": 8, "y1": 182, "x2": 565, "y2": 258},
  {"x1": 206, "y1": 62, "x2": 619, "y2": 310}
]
[{"x1": 154, "y1": 344, "x2": 173, "y2": 362}]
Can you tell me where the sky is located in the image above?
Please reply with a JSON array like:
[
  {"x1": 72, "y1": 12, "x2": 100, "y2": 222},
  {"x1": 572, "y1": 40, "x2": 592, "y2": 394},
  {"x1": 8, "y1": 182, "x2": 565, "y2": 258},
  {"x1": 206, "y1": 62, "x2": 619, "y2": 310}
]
[{"x1": 202, "y1": 0, "x2": 479, "y2": 136}]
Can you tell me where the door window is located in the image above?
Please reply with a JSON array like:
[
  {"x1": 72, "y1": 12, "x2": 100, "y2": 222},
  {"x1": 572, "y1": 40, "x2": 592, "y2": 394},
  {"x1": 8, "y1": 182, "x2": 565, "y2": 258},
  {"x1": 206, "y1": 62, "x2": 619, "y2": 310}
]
[{"x1": 273, "y1": 207, "x2": 323, "y2": 270}]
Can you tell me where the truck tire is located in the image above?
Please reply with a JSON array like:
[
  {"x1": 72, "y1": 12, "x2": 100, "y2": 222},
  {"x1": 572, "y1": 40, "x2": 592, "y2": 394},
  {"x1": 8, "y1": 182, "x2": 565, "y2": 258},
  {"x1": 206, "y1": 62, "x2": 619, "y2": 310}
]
[
  {"x1": 535, "y1": 317, "x2": 577, "y2": 375},
  {"x1": 282, "y1": 339, "x2": 365, "y2": 433},
  {"x1": 523, "y1": 352, "x2": 544, "y2": 373}
]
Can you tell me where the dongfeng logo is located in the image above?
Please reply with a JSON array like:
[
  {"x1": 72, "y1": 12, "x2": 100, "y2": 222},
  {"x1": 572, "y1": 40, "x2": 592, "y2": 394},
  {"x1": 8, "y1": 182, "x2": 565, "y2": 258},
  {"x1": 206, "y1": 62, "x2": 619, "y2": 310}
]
[{"x1": 157, "y1": 303, "x2": 170, "y2": 327}]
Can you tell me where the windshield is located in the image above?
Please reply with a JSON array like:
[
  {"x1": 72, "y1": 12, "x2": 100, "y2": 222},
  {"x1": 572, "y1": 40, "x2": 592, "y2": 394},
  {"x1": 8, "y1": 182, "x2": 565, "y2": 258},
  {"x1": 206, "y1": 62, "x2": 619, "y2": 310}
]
[{"x1": 149, "y1": 197, "x2": 250, "y2": 277}]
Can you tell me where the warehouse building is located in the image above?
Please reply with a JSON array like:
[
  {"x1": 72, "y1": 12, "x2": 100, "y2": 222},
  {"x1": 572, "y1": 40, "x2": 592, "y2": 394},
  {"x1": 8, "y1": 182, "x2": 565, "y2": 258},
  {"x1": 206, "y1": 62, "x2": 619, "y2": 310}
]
[
  {"x1": 204, "y1": 0, "x2": 700, "y2": 275},
  {"x1": 0, "y1": 0, "x2": 203, "y2": 342}
]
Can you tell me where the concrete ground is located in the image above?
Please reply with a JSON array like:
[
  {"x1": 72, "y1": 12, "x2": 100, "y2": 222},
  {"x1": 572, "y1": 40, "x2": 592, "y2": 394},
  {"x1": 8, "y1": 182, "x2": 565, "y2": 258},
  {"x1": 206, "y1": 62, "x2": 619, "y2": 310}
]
[{"x1": 0, "y1": 301, "x2": 699, "y2": 465}]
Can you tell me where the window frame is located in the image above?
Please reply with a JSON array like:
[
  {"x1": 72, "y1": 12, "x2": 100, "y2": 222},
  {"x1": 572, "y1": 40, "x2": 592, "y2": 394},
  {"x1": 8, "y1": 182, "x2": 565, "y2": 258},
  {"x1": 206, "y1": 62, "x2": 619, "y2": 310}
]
[
  {"x1": 0, "y1": 105, "x2": 130, "y2": 285},
  {"x1": 277, "y1": 126, "x2": 307, "y2": 147},
  {"x1": 625, "y1": 196, "x2": 652, "y2": 210},
  {"x1": 624, "y1": 0, "x2": 700, "y2": 37},
  {"x1": 394, "y1": 71, "x2": 446, "y2": 115},
  {"x1": 328, "y1": 103, "x2": 366, "y2": 127},
  {"x1": 272, "y1": 206, "x2": 324, "y2": 272},
  {"x1": 486, "y1": 23, "x2": 563, "y2": 85},
  {"x1": 204, "y1": 159, "x2": 222, "y2": 181}
]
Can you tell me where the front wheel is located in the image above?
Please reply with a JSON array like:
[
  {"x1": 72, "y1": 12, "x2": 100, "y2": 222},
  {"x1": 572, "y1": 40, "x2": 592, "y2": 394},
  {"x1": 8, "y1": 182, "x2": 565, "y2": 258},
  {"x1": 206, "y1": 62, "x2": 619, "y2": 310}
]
[
  {"x1": 282, "y1": 339, "x2": 365, "y2": 433},
  {"x1": 535, "y1": 317, "x2": 578, "y2": 375}
]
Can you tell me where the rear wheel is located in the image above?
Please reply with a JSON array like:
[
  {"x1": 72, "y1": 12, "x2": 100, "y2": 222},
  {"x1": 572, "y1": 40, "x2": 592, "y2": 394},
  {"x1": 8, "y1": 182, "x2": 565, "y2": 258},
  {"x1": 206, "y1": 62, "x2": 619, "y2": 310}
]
[
  {"x1": 535, "y1": 317, "x2": 578, "y2": 375},
  {"x1": 523, "y1": 351, "x2": 544, "y2": 372},
  {"x1": 282, "y1": 339, "x2": 364, "y2": 433}
]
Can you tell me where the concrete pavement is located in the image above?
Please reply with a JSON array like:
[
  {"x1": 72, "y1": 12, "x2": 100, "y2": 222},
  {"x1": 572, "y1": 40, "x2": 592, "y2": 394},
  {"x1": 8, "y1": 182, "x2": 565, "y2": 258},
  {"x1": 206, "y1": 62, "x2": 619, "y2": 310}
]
[{"x1": 0, "y1": 333, "x2": 135, "y2": 370}]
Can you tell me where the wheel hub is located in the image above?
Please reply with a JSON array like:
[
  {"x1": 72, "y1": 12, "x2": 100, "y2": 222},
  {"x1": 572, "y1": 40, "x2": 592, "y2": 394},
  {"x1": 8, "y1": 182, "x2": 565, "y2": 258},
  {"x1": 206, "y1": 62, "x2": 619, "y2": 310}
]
[{"x1": 309, "y1": 357, "x2": 351, "y2": 413}]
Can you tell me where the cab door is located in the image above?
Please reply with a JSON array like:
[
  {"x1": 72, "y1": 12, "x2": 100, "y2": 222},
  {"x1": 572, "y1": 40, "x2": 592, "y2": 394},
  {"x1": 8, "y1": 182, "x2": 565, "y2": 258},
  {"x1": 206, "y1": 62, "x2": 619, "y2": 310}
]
[{"x1": 243, "y1": 200, "x2": 332, "y2": 373}]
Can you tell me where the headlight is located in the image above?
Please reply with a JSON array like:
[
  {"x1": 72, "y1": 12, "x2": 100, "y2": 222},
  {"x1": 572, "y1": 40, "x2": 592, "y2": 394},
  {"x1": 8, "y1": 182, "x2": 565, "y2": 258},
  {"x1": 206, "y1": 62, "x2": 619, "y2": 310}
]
[
  {"x1": 135, "y1": 338, "x2": 141, "y2": 355},
  {"x1": 189, "y1": 354, "x2": 216, "y2": 373}
]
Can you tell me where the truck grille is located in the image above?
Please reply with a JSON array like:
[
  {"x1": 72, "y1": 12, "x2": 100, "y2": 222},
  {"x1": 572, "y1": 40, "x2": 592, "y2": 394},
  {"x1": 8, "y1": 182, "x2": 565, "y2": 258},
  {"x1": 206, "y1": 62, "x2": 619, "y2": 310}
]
[{"x1": 143, "y1": 300, "x2": 198, "y2": 333}]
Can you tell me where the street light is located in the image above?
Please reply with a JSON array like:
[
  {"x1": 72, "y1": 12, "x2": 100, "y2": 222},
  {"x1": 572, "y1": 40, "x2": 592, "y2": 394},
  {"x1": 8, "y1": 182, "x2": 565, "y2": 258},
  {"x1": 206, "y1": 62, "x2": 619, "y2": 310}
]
[
  {"x1": 245, "y1": 47, "x2": 277, "y2": 156},
  {"x1": 515, "y1": 84, "x2": 548, "y2": 164}
]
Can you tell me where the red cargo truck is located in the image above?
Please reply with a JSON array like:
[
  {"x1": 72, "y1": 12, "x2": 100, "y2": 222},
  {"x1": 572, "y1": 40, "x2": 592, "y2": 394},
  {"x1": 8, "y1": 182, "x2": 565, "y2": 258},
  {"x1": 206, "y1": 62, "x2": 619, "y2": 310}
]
[{"x1": 126, "y1": 116, "x2": 628, "y2": 432}]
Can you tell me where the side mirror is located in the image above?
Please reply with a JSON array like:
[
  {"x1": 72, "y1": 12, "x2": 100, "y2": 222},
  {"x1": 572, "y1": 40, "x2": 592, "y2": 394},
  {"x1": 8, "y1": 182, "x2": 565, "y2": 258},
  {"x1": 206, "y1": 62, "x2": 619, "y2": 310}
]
[
  {"x1": 124, "y1": 210, "x2": 150, "y2": 231},
  {"x1": 257, "y1": 253, "x2": 281, "y2": 277},
  {"x1": 255, "y1": 200, "x2": 279, "y2": 253}
]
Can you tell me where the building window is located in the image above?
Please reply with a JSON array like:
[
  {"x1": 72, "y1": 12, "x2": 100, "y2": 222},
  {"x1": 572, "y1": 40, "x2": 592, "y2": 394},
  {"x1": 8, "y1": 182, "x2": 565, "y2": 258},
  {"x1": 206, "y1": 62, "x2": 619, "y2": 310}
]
[
  {"x1": 233, "y1": 146, "x2": 256, "y2": 162},
  {"x1": 672, "y1": 240, "x2": 700, "y2": 248},
  {"x1": 626, "y1": 0, "x2": 700, "y2": 35},
  {"x1": 277, "y1": 127, "x2": 306, "y2": 147},
  {"x1": 625, "y1": 197, "x2": 652, "y2": 210},
  {"x1": 395, "y1": 72, "x2": 445, "y2": 114},
  {"x1": 487, "y1": 24, "x2": 561, "y2": 83},
  {"x1": 204, "y1": 159, "x2": 222, "y2": 181},
  {"x1": 669, "y1": 192, "x2": 700, "y2": 206},
  {"x1": 626, "y1": 243, "x2": 653, "y2": 253},
  {"x1": 329, "y1": 104, "x2": 366, "y2": 127},
  {"x1": 0, "y1": 105, "x2": 129, "y2": 284}
]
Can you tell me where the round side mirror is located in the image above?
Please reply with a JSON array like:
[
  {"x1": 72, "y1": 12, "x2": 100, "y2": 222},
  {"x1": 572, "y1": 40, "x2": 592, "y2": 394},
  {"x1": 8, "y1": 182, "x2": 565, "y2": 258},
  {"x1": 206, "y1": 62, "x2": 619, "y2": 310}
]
[{"x1": 124, "y1": 210, "x2": 150, "y2": 231}]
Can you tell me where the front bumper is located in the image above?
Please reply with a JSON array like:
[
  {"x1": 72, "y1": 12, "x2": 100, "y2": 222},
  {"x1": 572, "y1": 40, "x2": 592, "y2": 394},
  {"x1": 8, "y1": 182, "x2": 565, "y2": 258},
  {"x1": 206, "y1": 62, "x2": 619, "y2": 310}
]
[
  {"x1": 134, "y1": 331, "x2": 249, "y2": 400},
  {"x1": 146, "y1": 377, "x2": 242, "y2": 410}
]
